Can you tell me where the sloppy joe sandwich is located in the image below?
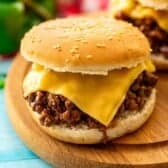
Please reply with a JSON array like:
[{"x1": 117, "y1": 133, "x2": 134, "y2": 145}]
[
  {"x1": 21, "y1": 17, "x2": 158, "y2": 144},
  {"x1": 111, "y1": 0, "x2": 168, "y2": 70}
]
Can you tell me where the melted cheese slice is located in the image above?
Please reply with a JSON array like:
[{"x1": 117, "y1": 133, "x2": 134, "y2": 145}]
[
  {"x1": 23, "y1": 60, "x2": 155, "y2": 126},
  {"x1": 111, "y1": 0, "x2": 168, "y2": 31}
]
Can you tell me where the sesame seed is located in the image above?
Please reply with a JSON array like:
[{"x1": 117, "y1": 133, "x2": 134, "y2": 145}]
[
  {"x1": 74, "y1": 45, "x2": 79, "y2": 49},
  {"x1": 82, "y1": 40, "x2": 88, "y2": 44},
  {"x1": 118, "y1": 32, "x2": 124, "y2": 35},
  {"x1": 70, "y1": 48, "x2": 78, "y2": 54},
  {"x1": 107, "y1": 36, "x2": 113, "y2": 40},
  {"x1": 96, "y1": 43, "x2": 106, "y2": 48},
  {"x1": 53, "y1": 44, "x2": 60, "y2": 48},
  {"x1": 75, "y1": 39, "x2": 81, "y2": 41},
  {"x1": 53, "y1": 44, "x2": 60, "y2": 49},
  {"x1": 86, "y1": 55, "x2": 92, "y2": 59}
]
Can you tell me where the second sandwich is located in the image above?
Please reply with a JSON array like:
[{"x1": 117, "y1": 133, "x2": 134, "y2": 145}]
[{"x1": 111, "y1": 0, "x2": 168, "y2": 70}]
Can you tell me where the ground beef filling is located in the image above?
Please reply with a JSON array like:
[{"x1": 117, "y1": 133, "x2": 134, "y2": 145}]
[
  {"x1": 25, "y1": 71, "x2": 158, "y2": 128},
  {"x1": 115, "y1": 12, "x2": 168, "y2": 58}
]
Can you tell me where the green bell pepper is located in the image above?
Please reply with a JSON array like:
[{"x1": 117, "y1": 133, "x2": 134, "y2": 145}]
[
  {"x1": 0, "y1": 2, "x2": 24, "y2": 54},
  {"x1": 0, "y1": 0, "x2": 17, "y2": 2},
  {"x1": 0, "y1": 0, "x2": 56, "y2": 55}
]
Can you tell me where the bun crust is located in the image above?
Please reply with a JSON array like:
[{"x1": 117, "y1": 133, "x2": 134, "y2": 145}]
[
  {"x1": 21, "y1": 17, "x2": 150, "y2": 75},
  {"x1": 151, "y1": 54, "x2": 168, "y2": 70},
  {"x1": 29, "y1": 89, "x2": 156, "y2": 144},
  {"x1": 137, "y1": 0, "x2": 168, "y2": 10}
]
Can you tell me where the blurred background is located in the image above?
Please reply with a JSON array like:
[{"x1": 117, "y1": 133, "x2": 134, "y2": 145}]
[
  {"x1": 0, "y1": 0, "x2": 108, "y2": 56},
  {"x1": 0, "y1": 0, "x2": 109, "y2": 89}
]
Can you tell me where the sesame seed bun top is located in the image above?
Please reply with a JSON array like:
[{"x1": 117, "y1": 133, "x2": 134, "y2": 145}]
[
  {"x1": 137, "y1": 0, "x2": 168, "y2": 10},
  {"x1": 21, "y1": 16, "x2": 150, "y2": 75}
]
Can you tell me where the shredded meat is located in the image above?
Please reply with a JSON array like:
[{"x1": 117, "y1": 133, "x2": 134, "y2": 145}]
[
  {"x1": 26, "y1": 71, "x2": 158, "y2": 128},
  {"x1": 115, "y1": 12, "x2": 168, "y2": 58}
]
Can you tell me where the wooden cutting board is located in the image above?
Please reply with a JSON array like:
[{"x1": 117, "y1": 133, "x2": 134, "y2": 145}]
[{"x1": 5, "y1": 55, "x2": 168, "y2": 168}]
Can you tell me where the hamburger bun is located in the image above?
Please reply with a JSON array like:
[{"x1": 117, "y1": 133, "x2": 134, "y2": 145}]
[
  {"x1": 137, "y1": 0, "x2": 168, "y2": 10},
  {"x1": 152, "y1": 54, "x2": 168, "y2": 70},
  {"x1": 21, "y1": 17, "x2": 150, "y2": 75},
  {"x1": 29, "y1": 89, "x2": 156, "y2": 144}
]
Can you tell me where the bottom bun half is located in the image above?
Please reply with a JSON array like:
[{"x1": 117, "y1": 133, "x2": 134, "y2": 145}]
[
  {"x1": 152, "y1": 54, "x2": 168, "y2": 70},
  {"x1": 29, "y1": 89, "x2": 156, "y2": 144}
]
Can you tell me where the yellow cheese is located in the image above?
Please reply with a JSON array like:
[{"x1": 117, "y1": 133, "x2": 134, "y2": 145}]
[
  {"x1": 130, "y1": 5, "x2": 168, "y2": 32},
  {"x1": 23, "y1": 60, "x2": 155, "y2": 126},
  {"x1": 111, "y1": 0, "x2": 168, "y2": 31}
]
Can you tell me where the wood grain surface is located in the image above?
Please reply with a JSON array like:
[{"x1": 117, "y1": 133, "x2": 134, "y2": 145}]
[{"x1": 5, "y1": 55, "x2": 168, "y2": 168}]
